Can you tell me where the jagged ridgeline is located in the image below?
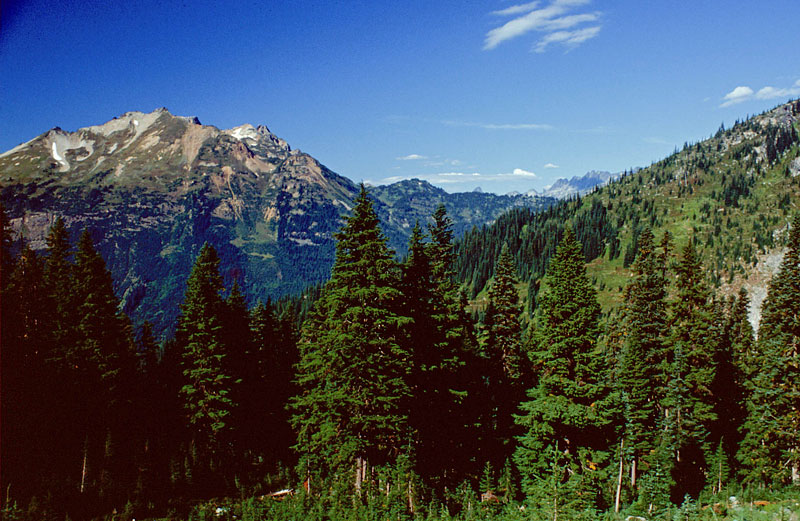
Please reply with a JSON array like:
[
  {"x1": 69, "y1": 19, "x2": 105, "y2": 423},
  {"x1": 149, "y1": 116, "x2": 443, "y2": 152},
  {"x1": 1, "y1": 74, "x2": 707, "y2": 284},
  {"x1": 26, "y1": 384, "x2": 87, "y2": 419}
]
[
  {"x1": 456, "y1": 99, "x2": 800, "y2": 318},
  {"x1": 0, "y1": 109, "x2": 553, "y2": 336}
]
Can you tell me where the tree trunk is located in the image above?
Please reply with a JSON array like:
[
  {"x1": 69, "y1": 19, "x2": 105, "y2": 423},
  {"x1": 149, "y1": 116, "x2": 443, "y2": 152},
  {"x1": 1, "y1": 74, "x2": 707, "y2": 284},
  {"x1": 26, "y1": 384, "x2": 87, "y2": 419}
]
[
  {"x1": 80, "y1": 435, "x2": 89, "y2": 493},
  {"x1": 407, "y1": 479, "x2": 415, "y2": 514},
  {"x1": 631, "y1": 456, "x2": 637, "y2": 489},
  {"x1": 355, "y1": 456, "x2": 365, "y2": 496},
  {"x1": 615, "y1": 439, "x2": 624, "y2": 513}
]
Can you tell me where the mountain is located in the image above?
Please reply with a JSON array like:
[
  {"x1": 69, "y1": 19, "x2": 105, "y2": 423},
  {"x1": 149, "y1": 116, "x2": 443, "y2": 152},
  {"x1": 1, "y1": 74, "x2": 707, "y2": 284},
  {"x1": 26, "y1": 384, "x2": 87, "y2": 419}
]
[
  {"x1": 540, "y1": 169, "x2": 621, "y2": 199},
  {"x1": 0, "y1": 109, "x2": 554, "y2": 335},
  {"x1": 456, "y1": 99, "x2": 800, "y2": 330}
]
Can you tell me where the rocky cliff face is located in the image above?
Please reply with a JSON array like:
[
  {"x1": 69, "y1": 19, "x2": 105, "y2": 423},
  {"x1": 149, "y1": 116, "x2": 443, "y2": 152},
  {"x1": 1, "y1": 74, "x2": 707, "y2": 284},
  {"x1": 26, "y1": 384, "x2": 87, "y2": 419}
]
[
  {"x1": 0, "y1": 109, "x2": 553, "y2": 335},
  {"x1": 539, "y1": 170, "x2": 621, "y2": 199}
]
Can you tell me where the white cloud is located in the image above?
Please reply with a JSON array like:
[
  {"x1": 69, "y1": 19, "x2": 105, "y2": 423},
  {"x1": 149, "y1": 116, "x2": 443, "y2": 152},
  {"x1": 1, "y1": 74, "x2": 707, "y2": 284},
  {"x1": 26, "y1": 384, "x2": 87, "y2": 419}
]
[
  {"x1": 721, "y1": 86, "x2": 755, "y2": 107},
  {"x1": 379, "y1": 169, "x2": 537, "y2": 186},
  {"x1": 484, "y1": 0, "x2": 600, "y2": 53},
  {"x1": 443, "y1": 119, "x2": 552, "y2": 130},
  {"x1": 720, "y1": 79, "x2": 800, "y2": 107},
  {"x1": 533, "y1": 25, "x2": 601, "y2": 53},
  {"x1": 543, "y1": 162, "x2": 559, "y2": 168},
  {"x1": 396, "y1": 153, "x2": 427, "y2": 160},
  {"x1": 492, "y1": 1, "x2": 540, "y2": 16},
  {"x1": 755, "y1": 81, "x2": 800, "y2": 100}
]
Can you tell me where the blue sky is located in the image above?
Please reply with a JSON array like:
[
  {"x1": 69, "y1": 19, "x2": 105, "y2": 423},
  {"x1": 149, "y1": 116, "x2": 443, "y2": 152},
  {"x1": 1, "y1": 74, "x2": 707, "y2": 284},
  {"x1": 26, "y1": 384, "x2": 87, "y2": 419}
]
[{"x1": 1, "y1": 0, "x2": 799, "y2": 194}]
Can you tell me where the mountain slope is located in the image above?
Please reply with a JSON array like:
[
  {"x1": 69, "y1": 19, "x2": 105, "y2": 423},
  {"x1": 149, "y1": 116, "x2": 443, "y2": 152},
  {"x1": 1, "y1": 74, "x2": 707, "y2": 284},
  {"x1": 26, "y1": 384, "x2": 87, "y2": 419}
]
[
  {"x1": 0, "y1": 109, "x2": 554, "y2": 334},
  {"x1": 456, "y1": 100, "x2": 800, "y2": 329}
]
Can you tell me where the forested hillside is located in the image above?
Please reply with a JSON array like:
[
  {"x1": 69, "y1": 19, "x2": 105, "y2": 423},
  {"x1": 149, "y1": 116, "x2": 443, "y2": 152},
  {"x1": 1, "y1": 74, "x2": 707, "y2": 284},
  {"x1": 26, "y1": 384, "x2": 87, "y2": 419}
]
[
  {"x1": 2, "y1": 101, "x2": 800, "y2": 521},
  {"x1": 456, "y1": 100, "x2": 800, "y2": 320}
]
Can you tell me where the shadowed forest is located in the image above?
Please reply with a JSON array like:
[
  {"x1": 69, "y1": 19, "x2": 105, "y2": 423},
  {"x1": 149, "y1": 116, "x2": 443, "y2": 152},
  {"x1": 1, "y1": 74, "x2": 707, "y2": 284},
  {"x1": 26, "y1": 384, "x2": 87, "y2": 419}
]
[{"x1": 1, "y1": 183, "x2": 799, "y2": 520}]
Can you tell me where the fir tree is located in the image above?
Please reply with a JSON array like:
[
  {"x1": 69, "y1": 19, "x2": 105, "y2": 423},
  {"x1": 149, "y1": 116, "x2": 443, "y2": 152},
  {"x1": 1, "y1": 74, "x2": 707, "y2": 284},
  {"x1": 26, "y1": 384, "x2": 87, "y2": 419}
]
[
  {"x1": 482, "y1": 243, "x2": 525, "y2": 467},
  {"x1": 615, "y1": 228, "x2": 670, "y2": 499},
  {"x1": 291, "y1": 185, "x2": 412, "y2": 495},
  {"x1": 664, "y1": 240, "x2": 718, "y2": 499},
  {"x1": 710, "y1": 289, "x2": 752, "y2": 487},
  {"x1": 740, "y1": 214, "x2": 800, "y2": 486},
  {"x1": 176, "y1": 243, "x2": 236, "y2": 452},
  {"x1": 515, "y1": 228, "x2": 610, "y2": 514},
  {"x1": 72, "y1": 230, "x2": 137, "y2": 502}
]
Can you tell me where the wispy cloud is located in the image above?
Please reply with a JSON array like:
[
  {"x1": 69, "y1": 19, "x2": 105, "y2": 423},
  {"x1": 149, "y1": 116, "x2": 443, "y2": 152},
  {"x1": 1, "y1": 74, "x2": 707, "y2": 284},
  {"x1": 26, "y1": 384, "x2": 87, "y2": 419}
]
[
  {"x1": 492, "y1": 1, "x2": 541, "y2": 16},
  {"x1": 720, "y1": 79, "x2": 800, "y2": 107},
  {"x1": 543, "y1": 162, "x2": 559, "y2": 168},
  {"x1": 443, "y1": 119, "x2": 553, "y2": 130},
  {"x1": 396, "y1": 153, "x2": 427, "y2": 160},
  {"x1": 379, "y1": 168, "x2": 537, "y2": 186},
  {"x1": 533, "y1": 25, "x2": 601, "y2": 53},
  {"x1": 643, "y1": 137, "x2": 672, "y2": 145},
  {"x1": 484, "y1": 0, "x2": 601, "y2": 53}
]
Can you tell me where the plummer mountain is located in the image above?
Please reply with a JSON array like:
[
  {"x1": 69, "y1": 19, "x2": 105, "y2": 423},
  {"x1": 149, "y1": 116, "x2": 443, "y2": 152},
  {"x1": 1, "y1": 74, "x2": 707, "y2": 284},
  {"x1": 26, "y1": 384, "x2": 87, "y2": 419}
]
[{"x1": 0, "y1": 108, "x2": 553, "y2": 334}]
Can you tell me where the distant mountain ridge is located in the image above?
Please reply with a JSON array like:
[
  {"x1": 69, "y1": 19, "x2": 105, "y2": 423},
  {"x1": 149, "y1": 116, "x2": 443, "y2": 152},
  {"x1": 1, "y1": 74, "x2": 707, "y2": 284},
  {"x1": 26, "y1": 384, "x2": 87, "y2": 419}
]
[
  {"x1": 0, "y1": 109, "x2": 554, "y2": 334},
  {"x1": 536, "y1": 170, "x2": 621, "y2": 199}
]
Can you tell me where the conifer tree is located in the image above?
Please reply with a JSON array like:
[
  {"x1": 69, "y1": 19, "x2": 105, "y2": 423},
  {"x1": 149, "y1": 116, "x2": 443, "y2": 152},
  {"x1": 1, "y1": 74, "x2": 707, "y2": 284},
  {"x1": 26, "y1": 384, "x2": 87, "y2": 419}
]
[
  {"x1": 176, "y1": 243, "x2": 236, "y2": 453},
  {"x1": 482, "y1": 243, "x2": 525, "y2": 466},
  {"x1": 615, "y1": 228, "x2": 670, "y2": 500},
  {"x1": 291, "y1": 185, "x2": 412, "y2": 495},
  {"x1": 1, "y1": 245, "x2": 53, "y2": 503},
  {"x1": 740, "y1": 215, "x2": 800, "y2": 486},
  {"x1": 710, "y1": 288, "x2": 752, "y2": 480},
  {"x1": 664, "y1": 241, "x2": 718, "y2": 498},
  {"x1": 402, "y1": 212, "x2": 482, "y2": 488},
  {"x1": 515, "y1": 228, "x2": 610, "y2": 515},
  {"x1": 426, "y1": 205, "x2": 483, "y2": 477},
  {"x1": 249, "y1": 300, "x2": 298, "y2": 469},
  {"x1": 72, "y1": 229, "x2": 137, "y2": 502},
  {"x1": 484, "y1": 243, "x2": 524, "y2": 381},
  {"x1": 44, "y1": 217, "x2": 78, "y2": 357}
]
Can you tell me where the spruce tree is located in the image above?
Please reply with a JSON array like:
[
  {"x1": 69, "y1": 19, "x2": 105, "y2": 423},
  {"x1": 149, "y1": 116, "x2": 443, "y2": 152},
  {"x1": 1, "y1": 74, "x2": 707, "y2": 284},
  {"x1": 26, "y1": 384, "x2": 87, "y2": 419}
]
[
  {"x1": 740, "y1": 215, "x2": 800, "y2": 486},
  {"x1": 482, "y1": 243, "x2": 524, "y2": 467},
  {"x1": 664, "y1": 241, "x2": 718, "y2": 498},
  {"x1": 515, "y1": 228, "x2": 610, "y2": 515},
  {"x1": 615, "y1": 228, "x2": 670, "y2": 502},
  {"x1": 291, "y1": 185, "x2": 412, "y2": 495},
  {"x1": 72, "y1": 229, "x2": 137, "y2": 503},
  {"x1": 176, "y1": 243, "x2": 236, "y2": 453}
]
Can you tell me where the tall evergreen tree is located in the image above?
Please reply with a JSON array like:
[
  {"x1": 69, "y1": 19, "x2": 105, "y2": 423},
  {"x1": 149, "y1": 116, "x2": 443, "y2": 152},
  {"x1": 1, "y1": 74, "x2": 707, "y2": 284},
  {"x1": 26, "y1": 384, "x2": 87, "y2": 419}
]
[
  {"x1": 740, "y1": 215, "x2": 800, "y2": 486},
  {"x1": 482, "y1": 243, "x2": 525, "y2": 467},
  {"x1": 44, "y1": 217, "x2": 78, "y2": 358},
  {"x1": 664, "y1": 241, "x2": 718, "y2": 499},
  {"x1": 402, "y1": 211, "x2": 481, "y2": 490},
  {"x1": 615, "y1": 228, "x2": 670, "y2": 506},
  {"x1": 709, "y1": 288, "x2": 752, "y2": 488},
  {"x1": 515, "y1": 228, "x2": 611, "y2": 516},
  {"x1": 291, "y1": 185, "x2": 412, "y2": 495},
  {"x1": 176, "y1": 243, "x2": 236, "y2": 458}
]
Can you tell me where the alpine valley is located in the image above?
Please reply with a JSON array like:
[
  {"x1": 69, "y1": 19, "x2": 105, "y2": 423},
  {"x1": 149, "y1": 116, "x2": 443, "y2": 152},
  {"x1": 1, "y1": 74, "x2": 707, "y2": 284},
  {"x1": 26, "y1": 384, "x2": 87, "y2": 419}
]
[{"x1": 0, "y1": 108, "x2": 554, "y2": 334}]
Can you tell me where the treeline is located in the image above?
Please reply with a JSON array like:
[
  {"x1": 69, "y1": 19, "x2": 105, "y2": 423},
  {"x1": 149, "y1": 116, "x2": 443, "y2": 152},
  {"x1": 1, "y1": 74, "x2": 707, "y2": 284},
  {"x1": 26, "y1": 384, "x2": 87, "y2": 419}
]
[
  {"x1": 2, "y1": 189, "x2": 799, "y2": 521},
  {"x1": 0, "y1": 213, "x2": 300, "y2": 520}
]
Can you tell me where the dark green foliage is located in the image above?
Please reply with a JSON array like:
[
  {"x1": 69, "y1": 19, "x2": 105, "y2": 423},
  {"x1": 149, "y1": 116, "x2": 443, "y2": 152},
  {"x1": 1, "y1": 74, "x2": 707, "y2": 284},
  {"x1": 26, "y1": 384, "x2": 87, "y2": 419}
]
[
  {"x1": 515, "y1": 229, "x2": 611, "y2": 515},
  {"x1": 481, "y1": 244, "x2": 525, "y2": 468},
  {"x1": 455, "y1": 198, "x2": 617, "y2": 300},
  {"x1": 740, "y1": 215, "x2": 800, "y2": 486},
  {"x1": 176, "y1": 243, "x2": 236, "y2": 448},
  {"x1": 615, "y1": 229, "x2": 670, "y2": 497},
  {"x1": 291, "y1": 185, "x2": 412, "y2": 493}
]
